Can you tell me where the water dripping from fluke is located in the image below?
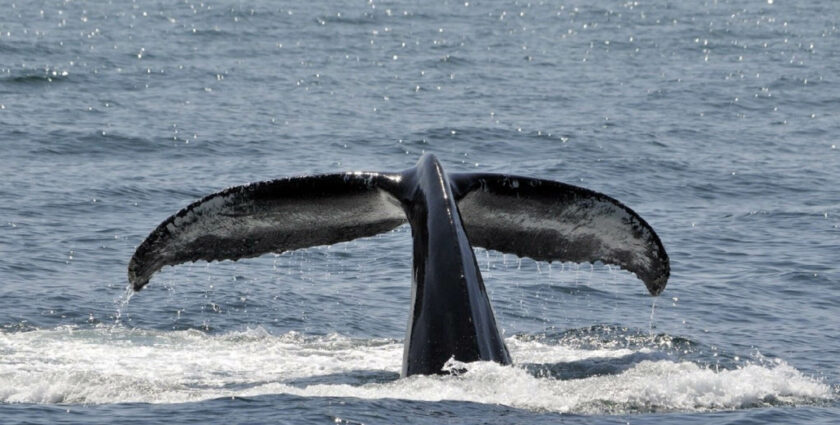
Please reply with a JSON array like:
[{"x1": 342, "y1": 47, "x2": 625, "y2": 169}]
[
  {"x1": 649, "y1": 297, "x2": 658, "y2": 334},
  {"x1": 113, "y1": 285, "x2": 135, "y2": 326}
]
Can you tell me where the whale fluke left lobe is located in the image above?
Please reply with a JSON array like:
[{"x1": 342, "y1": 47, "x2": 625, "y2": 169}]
[{"x1": 128, "y1": 173, "x2": 405, "y2": 291}]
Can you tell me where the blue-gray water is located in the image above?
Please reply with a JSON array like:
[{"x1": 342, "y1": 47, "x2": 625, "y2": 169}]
[{"x1": 1, "y1": 0, "x2": 838, "y2": 423}]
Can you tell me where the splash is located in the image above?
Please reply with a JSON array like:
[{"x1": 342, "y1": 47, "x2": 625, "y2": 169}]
[{"x1": 0, "y1": 327, "x2": 832, "y2": 412}]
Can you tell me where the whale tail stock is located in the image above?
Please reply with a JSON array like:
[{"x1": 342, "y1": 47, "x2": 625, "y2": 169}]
[{"x1": 129, "y1": 161, "x2": 669, "y2": 295}]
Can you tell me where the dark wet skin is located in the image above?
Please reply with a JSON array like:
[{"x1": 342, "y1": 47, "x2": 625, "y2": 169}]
[{"x1": 395, "y1": 155, "x2": 511, "y2": 376}]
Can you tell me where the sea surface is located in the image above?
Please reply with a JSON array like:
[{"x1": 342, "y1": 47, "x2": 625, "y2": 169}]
[{"x1": 1, "y1": 0, "x2": 838, "y2": 423}]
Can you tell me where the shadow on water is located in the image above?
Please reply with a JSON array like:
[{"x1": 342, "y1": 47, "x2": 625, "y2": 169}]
[
  {"x1": 287, "y1": 369, "x2": 401, "y2": 388},
  {"x1": 522, "y1": 350, "x2": 671, "y2": 380},
  {"x1": 517, "y1": 325, "x2": 752, "y2": 371}
]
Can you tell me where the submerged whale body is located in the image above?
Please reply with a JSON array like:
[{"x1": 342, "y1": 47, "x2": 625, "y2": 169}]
[{"x1": 128, "y1": 153, "x2": 669, "y2": 376}]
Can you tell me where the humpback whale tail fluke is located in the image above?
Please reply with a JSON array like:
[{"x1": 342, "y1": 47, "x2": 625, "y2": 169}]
[{"x1": 128, "y1": 153, "x2": 669, "y2": 376}]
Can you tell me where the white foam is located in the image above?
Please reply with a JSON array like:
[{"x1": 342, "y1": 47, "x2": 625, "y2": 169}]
[
  {"x1": 0, "y1": 327, "x2": 832, "y2": 412},
  {"x1": 506, "y1": 335, "x2": 644, "y2": 363}
]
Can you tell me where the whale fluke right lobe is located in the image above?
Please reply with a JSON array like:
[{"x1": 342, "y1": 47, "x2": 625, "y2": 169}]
[{"x1": 451, "y1": 173, "x2": 669, "y2": 295}]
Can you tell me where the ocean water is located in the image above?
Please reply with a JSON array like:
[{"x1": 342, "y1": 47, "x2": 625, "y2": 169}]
[{"x1": 1, "y1": 0, "x2": 838, "y2": 423}]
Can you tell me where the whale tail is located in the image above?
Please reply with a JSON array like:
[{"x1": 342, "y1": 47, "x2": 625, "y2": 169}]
[
  {"x1": 129, "y1": 170, "x2": 668, "y2": 295},
  {"x1": 128, "y1": 155, "x2": 669, "y2": 376}
]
